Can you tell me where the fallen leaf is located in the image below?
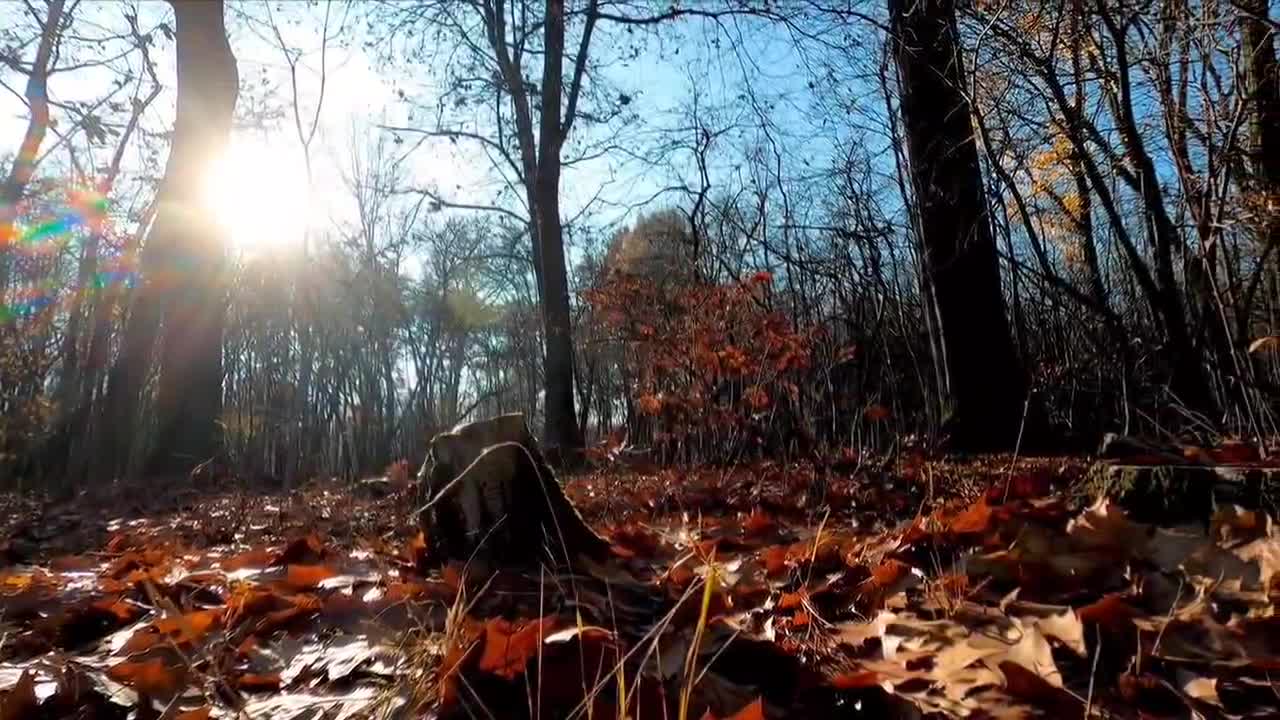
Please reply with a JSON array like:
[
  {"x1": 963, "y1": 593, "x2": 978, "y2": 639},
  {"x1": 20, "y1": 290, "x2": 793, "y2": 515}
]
[
  {"x1": 743, "y1": 508, "x2": 776, "y2": 538},
  {"x1": 950, "y1": 498, "x2": 994, "y2": 536},
  {"x1": 236, "y1": 672, "x2": 282, "y2": 692},
  {"x1": 275, "y1": 534, "x2": 326, "y2": 566},
  {"x1": 283, "y1": 564, "x2": 337, "y2": 590},
  {"x1": 0, "y1": 671, "x2": 37, "y2": 720},
  {"x1": 830, "y1": 670, "x2": 882, "y2": 689},
  {"x1": 761, "y1": 546, "x2": 788, "y2": 577},
  {"x1": 107, "y1": 658, "x2": 185, "y2": 696},
  {"x1": 477, "y1": 617, "x2": 559, "y2": 680},
  {"x1": 222, "y1": 548, "x2": 275, "y2": 571},
  {"x1": 1077, "y1": 594, "x2": 1140, "y2": 632}
]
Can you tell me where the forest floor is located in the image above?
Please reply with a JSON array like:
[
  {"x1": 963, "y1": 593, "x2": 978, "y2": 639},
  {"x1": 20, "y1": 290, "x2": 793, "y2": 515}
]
[{"x1": 0, "y1": 454, "x2": 1278, "y2": 719}]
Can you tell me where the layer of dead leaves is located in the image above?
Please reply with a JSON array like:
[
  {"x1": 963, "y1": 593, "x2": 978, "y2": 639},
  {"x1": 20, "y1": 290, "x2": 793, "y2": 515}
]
[{"x1": 1, "y1": 456, "x2": 1277, "y2": 719}]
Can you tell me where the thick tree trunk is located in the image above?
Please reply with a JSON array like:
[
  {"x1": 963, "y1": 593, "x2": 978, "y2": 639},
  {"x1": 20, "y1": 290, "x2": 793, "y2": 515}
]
[
  {"x1": 101, "y1": 0, "x2": 238, "y2": 478},
  {"x1": 888, "y1": 0, "x2": 1028, "y2": 450},
  {"x1": 147, "y1": 0, "x2": 238, "y2": 475},
  {"x1": 536, "y1": 0, "x2": 584, "y2": 456}
]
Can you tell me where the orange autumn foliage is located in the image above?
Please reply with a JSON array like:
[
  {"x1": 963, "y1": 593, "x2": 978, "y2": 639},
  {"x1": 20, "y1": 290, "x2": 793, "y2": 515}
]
[{"x1": 585, "y1": 270, "x2": 817, "y2": 460}]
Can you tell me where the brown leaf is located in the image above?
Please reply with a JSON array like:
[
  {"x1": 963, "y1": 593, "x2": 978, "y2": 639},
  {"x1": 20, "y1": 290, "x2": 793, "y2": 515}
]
[
  {"x1": 175, "y1": 708, "x2": 213, "y2": 720},
  {"x1": 283, "y1": 564, "x2": 337, "y2": 590},
  {"x1": 950, "y1": 498, "x2": 994, "y2": 536},
  {"x1": 1208, "y1": 439, "x2": 1261, "y2": 465},
  {"x1": 107, "y1": 658, "x2": 185, "y2": 697},
  {"x1": 0, "y1": 670, "x2": 38, "y2": 720},
  {"x1": 235, "y1": 673, "x2": 281, "y2": 692},
  {"x1": 864, "y1": 404, "x2": 891, "y2": 422},
  {"x1": 830, "y1": 670, "x2": 881, "y2": 689},
  {"x1": 761, "y1": 546, "x2": 789, "y2": 577},
  {"x1": 1077, "y1": 594, "x2": 1140, "y2": 632},
  {"x1": 477, "y1": 617, "x2": 559, "y2": 680},
  {"x1": 743, "y1": 508, "x2": 776, "y2": 538},
  {"x1": 274, "y1": 533, "x2": 326, "y2": 566},
  {"x1": 153, "y1": 609, "x2": 222, "y2": 644},
  {"x1": 222, "y1": 548, "x2": 275, "y2": 571}
]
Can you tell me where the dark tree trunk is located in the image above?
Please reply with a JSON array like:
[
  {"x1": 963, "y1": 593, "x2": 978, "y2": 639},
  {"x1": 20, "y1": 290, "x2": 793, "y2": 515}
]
[
  {"x1": 1242, "y1": 0, "x2": 1280, "y2": 329},
  {"x1": 889, "y1": 0, "x2": 1028, "y2": 450},
  {"x1": 102, "y1": 0, "x2": 238, "y2": 478},
  {"x1": 147, "y1": 0, "x2": 238, "y2": 475},
  {"x1": 535, "y1": 0, "x2": 584, "y2": 456}
]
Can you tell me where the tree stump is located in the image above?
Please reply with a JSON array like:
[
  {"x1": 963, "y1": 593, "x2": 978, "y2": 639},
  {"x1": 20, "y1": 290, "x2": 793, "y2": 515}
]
[
  {"x1": 1082, "y1": 434, "x2": 1279, "y2": 525},
  {"x1": 416, "y1": 414, "x2": 610, "y2": 573}
]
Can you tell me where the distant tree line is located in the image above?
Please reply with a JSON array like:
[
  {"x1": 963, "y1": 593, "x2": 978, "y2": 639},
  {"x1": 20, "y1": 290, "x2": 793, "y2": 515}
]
[{"x1": 1, "y1": 0, "x2": 1278, "y2": 485}]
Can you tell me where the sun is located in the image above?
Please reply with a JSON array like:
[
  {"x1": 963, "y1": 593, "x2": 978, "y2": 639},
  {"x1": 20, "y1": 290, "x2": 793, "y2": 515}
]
[{"x1": 201, "y1": 137, "x2": 312, "y2": 254}]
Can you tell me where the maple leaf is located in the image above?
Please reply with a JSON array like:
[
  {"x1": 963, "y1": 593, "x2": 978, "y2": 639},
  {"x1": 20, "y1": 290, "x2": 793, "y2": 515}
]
[{"x1": 477, "y1": 617, "x2": 560, "y2": 680}]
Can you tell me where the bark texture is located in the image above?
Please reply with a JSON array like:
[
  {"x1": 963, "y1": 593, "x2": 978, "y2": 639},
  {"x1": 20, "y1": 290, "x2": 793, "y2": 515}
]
[
  {"x1": 888, "y1": 0, "x2": 1028, "y2": 450},
  {"x1": 417, "y1": 413, "x2": 609, "y2": 573}
]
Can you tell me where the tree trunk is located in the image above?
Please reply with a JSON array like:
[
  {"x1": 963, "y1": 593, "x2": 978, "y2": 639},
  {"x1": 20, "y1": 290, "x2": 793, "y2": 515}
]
[
  {"x1": 888, "y1": 0, "x2": 1027, "y2": 451},
  {"x1": 103, "y1": 0, "x2": 238, "y2": 478},
  {"x1": 1242, "y1": 0, "x2": 1280, "y2": 333},
  {"x1": 535, "y1": 0, "x2": 584, "y2": 456}
]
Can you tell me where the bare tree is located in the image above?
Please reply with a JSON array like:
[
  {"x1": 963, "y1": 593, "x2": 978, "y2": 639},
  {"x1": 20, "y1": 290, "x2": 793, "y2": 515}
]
[{"x1": 888, "y1": 0, "x2": 1028, "y2": 450}]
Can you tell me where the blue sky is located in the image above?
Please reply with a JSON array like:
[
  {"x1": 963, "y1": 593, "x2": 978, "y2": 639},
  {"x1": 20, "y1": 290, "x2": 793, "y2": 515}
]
[{"x1": 1, "y1": 2, "x2": 881, "y2": 259}]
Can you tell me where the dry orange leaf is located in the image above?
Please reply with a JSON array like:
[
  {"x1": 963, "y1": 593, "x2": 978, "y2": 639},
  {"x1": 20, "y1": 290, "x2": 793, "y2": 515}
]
[
  {"x1": 762, "y1": 546, "x2": 789, "y2": 577},
  {"x1": 1209, "y1": 439, "x2": 1261, "y2": 465},
  {"x1": 778, "y1": 591, "x2": 806, "y2": 610},
  {"x1": 222, "y1": 548, "x2": 275, "y2": 571},
  {"x1": 1248, "y1": 336, "x2": 1279, "y2": 354},
  {"x1": 744, "y1": 508, "x2": 776, "y2": 537},
  {"x1": 175, "y1": 708, "x2": 212, "y2": 720},
  {"x1": 236, "y1": 672, "x2": 282, "y2": 691},
  {"x1": 950, "y1": 498, "x2": 994, "y2": 536},
  {"x1": 107, "y1": 658, "x2": 185, "y2": 696},
  {"x1": 154, "y1": 609, "x2": 222, "y2": 642},
  {"x1": 477, "y1": 616, "x2": 559, "y2": 680},
  {"x1": 404, "y1": 531, "x2": 428, "y2": 564},
  {"x1": 442, "y1": 563, "x2": 464, "y2": 590},
  {"x1": 283, "y1": 564, "x2": 337, "y2": 590},
  {"x1": 830, "y1": 670, "x2": 881, "y2": 689}
]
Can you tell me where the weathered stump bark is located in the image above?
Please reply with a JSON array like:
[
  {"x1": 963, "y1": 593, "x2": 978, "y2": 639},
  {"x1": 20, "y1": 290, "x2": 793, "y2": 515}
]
[
  {"x1": 416, "y1": 414, "x2": 610, "y2": 572},
  {"x1": 1083, "y1": 435, "x2": 1279, "y2": 525}
]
